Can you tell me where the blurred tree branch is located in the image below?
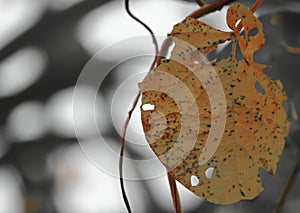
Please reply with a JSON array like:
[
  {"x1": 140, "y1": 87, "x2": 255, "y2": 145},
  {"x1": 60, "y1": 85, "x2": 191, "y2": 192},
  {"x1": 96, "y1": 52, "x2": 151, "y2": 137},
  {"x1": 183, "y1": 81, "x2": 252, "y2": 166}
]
[
  {"x1": 0, "y1": 0, "x2": 108, "y2": 62},
  {"x1": 0, "y1": 0, "x2": 110, "y2": 125},
  {"x1": 274, "y1": 154, "x2": 300, "y2": 213}
]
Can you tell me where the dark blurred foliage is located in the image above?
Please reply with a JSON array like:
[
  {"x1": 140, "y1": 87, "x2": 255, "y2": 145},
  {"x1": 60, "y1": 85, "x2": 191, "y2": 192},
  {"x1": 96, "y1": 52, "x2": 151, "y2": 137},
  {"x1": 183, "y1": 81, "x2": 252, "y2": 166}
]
[{"x1": 0, "y1": 0, "x2": 299, "y2": 213}]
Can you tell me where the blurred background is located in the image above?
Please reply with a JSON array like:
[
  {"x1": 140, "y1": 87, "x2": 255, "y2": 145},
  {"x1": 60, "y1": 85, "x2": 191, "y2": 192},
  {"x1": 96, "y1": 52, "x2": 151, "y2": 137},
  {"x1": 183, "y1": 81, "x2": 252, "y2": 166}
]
[{"x1": 0, "y1": 0, "x2": 299, "y2": 212}]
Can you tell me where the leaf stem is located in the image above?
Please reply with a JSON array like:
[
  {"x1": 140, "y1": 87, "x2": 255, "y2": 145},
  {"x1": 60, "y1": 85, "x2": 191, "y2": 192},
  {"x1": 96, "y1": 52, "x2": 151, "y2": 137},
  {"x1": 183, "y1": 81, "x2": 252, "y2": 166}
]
[
  {"x1": 273, "y1": 153, "x2": 300, "y2": 213},
  {"x1": 168, "y1": 172, "x2": 183, "y2": 213}
]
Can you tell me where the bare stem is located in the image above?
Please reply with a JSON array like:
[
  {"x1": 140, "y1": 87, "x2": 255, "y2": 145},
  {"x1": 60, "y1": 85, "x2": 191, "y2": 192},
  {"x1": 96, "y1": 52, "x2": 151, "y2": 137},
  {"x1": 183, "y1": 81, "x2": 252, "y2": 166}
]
[{"x1": 273, "y1": 153, "x2": 300, "y2": 213}]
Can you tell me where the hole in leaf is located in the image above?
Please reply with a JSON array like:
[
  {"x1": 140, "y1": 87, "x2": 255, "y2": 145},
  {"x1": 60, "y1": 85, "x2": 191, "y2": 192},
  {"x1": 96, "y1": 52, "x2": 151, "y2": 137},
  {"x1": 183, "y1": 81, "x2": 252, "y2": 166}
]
[
  {"x1": 142, "y1": 103, "x2": 155, "y2": 111},
  {"x1": 248, "y1": 27, "x2": 258, "y2": 37},
  {"x1": 255, "y1": 81, "x2": 266, "y2": 95},
  {"x1": 213, "y1": 41, "x2": 233, "y2": 62},
  {"x1": 165, "y1": 41, "x2": 175, "y2": 59},
  {"x1": 193, "y1": 61, "x2": 200, "y2": 64},
  {"x1": 205, "y1": 167, "x2": 214, "y2": 179},
  {"x1": 235, "y1": 42, "x2": 244, "y2": 61},
  {"x1": 235, "y1": 19, "x2": 241, "y2": 28},
  {"x1": 234, "y1": 19, "x2": 244, "y2": 29},
  {"x1": 215, "y1": 40, "x2": 231, "y2": 54},
  {"x1": 190, "y1": 175, "x2": 199, "y2": 186}
]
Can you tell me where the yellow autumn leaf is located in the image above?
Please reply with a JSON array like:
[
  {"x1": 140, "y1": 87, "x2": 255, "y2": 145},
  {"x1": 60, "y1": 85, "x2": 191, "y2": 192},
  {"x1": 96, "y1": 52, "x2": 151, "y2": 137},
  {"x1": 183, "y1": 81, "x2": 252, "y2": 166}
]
[{"x1": 139, "y1": 4, "x2": 290, "y2": 205}]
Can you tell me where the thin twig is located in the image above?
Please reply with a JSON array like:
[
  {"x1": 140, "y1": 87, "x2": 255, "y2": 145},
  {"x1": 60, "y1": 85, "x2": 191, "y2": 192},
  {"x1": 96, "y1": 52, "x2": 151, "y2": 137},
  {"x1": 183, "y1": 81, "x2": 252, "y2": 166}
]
[
  {"x1": 124, "y1": 0, "x2": 159, "y2": 56},
  {"x1": 273, "y1": 154, "x2": 300, "y2": 213},
  {"x1": 249, "y1": 0, "x2": 264, "y2": 12},
  {"x1": 168, "y1": 172, "x2": 183, "y2": 213},
  {"x1": 187, "y1": 0, "x2": 238, "y2": 19},
  {"x1": 195, "y1": 0, "x2": 206, "y2": 7},
  {"x1": 119, "y1": 92, "x2": 141, "y2": 213},
  {"x1": 120, "y1": 1, "x2": 160, "y2": 212}
]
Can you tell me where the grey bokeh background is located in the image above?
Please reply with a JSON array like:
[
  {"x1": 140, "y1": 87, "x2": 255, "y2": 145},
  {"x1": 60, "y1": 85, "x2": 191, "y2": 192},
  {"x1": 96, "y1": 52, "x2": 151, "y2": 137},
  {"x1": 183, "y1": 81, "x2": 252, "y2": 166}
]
[{"x1": 0, "y1": 0, "x2": 299, "y2": 212}]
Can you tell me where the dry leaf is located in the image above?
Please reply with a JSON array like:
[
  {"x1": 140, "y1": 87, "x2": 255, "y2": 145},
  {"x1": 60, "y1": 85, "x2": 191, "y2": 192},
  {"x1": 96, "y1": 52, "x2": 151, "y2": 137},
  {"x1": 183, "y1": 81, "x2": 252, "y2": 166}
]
[{"x1": 139, "y1": 4, "x2": 290, "y2": 204}]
